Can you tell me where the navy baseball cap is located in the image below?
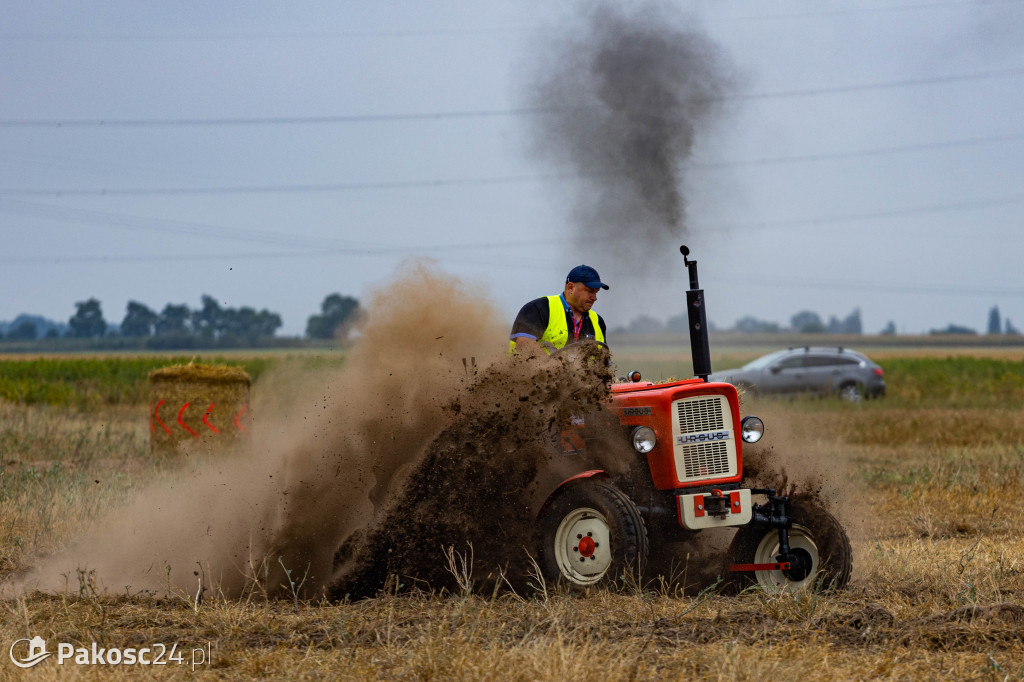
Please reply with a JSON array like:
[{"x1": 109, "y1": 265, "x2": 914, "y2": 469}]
[{"x1": 566, "y1": 265, "x2": 609, "y2": 290}]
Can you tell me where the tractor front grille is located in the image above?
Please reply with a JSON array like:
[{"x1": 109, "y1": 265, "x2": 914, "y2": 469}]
[
  {"x1": 679, "y1": 441, "x2": 730, "y2": 478},
  {"x1": 672, "y1": 395, "x2": 737, "y2": 483},
  {"x1": 675, "y1": 396, "x2": 724, "y2": 433}
]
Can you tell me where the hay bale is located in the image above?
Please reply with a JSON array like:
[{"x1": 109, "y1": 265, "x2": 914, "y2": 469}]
[{"x1": 149, "y1": 363, "x2": 251, "y2": 455}]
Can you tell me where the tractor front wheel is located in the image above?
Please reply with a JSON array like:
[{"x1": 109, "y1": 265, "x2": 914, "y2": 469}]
[
  {"x1": 729, "y1": 495, "x2": 852, "y2": 592},
  {"x1": 539, "y1": 481, "x2": 648, "y2": 588}
]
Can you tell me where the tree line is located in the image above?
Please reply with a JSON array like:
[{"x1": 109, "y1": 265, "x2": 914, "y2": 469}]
[
  {"x1": 615, "y1": 306, "x2": 1020, "y2": 336},
  {"x1": 0, "y1": 293, "x2": 361, "y2": 348},
  {"x1": 613, "y1": 308, "x2": 867, "y2": 335}
]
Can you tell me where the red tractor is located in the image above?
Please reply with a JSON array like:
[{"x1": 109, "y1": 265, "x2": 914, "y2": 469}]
[{"x1": 534, "y1": 246, "x2": 852, "y2": 592}]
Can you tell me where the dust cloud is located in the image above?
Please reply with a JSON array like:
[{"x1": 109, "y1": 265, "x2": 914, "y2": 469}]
[
  {"x1": 9, "y1": 262, "x2": 519, "y2": 598},
  {"x1": 739, "y1": 401, "x2": 857, "y2": 538},
  {"x1": 525, "y1": 0, "x2": 736, "y2": 268},
  {"x1": 8, "y1": 262, "x2": 620, "y2": 600}
]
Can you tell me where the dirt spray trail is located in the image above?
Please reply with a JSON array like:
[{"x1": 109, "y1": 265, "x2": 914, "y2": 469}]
[
  {"x1": 330, "y1": 343, "x2": 616, "y2": 599},
  {"x1": 8, "y1": 262, "x2": 517, "y2": 598}
]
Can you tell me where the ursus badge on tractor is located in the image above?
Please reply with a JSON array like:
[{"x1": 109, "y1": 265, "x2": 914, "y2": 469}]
[{"x1": 534, "y1": 246, "x2": 852, "y2": 592}]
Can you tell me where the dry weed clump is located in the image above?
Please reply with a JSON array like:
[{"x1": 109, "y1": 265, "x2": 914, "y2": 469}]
[{"x1": 0, "y1": 402, "x2": 151, "y2": 578}]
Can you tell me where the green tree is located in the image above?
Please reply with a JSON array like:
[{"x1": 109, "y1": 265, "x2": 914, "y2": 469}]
[
  {"x1": 827, "y1": 308, "x2": 862, "y2": 334},
  {"x1": 735, "y1": 316, "x2": 780, "y2": 334},
  {"x1": 6, "y1": 320, "x2": 38, "y2": 341},
  {"x1": 306, "y1": 293, "x2": 360, "y2": 339},
  {"x1": 930, "y1": 324, "x2": 977, "y2": 335},
  {"x1": 627, "y1": 314, "x2": 664, "y2": 334},
  {"x1": 68, "y1": 298, "x2": 107, "y2": 338},
  {"x1": 790, "y1": 310, "x2": 825, "y2": 334},
  {"x1": 987, "y1": 306, "x2": 1001, "y2": 335},
  {"x1": 665, "y1": 313, "x2": 689, "y2": 333},
  {"x1": 192, "y1": 295, "x2": 223, "y2": 341},
  {"x1": 121, "y1": 301, "x2": 158, "y2": 337},
  {"x1": 155, "y1": 303, "x2": 192, "y2": 337},
  {"x1": 220, "y1": 307, "x2": 281, "y2": 341},
  {"x1": 254, "y1": 309, "x2": 283, "y2": 337}
]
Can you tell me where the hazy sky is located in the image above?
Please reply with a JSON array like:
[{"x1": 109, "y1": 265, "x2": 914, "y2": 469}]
[{"x1": 2, "y1": 1, "x2": 1023, "y2": 336}]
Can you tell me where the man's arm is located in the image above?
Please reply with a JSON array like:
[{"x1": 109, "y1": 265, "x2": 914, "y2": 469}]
[{"x1": 510, "y1": 298, "x2": 548, "y2": 355}]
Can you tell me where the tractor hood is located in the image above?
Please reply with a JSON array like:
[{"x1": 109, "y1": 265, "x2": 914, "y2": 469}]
[{"x1": 611, "y1": 377, "x2": 705, "y2": 395}]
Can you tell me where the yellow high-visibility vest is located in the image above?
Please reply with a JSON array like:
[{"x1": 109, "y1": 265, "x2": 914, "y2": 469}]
[{"x1": 509, "y1": 295, "x2": 604, "y2": 353}]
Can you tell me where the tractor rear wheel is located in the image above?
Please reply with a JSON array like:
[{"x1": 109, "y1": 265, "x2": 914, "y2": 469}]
[
  {"x1": 728, "y1": 495, "x2": 851, "y2": 592},
  {"x1": 539, "y1": 481, "x2": 648, "y2": 588}
]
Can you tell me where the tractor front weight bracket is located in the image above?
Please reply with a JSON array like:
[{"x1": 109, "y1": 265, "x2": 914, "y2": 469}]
[{"x1": 749, "y1": 488, "x2": 792, "y2": 532}]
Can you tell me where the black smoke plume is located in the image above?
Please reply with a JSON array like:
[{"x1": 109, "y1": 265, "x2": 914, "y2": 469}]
[{"x1": 527, "y1": 1, "x2": 734, "y2": 261}]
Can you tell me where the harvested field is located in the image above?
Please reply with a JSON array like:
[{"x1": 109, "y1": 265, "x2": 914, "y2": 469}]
[{"x1": 2, "y1": 337, "x2": 1023, "y2": 679}]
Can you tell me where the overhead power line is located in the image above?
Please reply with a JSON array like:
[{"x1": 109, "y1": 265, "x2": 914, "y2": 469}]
[
  {"x1": 0, "y1": 198, "x2": 564, "y2": 254},
  {"x1": 716, "y1": 193, "x2": 1024, "y2": 232},
  {"x1": 1, "y1": 66, "x2": 1022, "y2": 129},
  {"x1": 2, "y1": 188, "x2": 1022, "y2": 268},
  {"x1": 0, "y1": 173, "x2": 567, "y2": 196},
  {"x1": 1, "y1": 1, "x2": 1017, "y2": 42},
  {"x1": 696, "y1": 132, "x2": 1024, "y2": 168},
  {"x1": 2, "y1": 129, "x2": 1023, "y2": 197},
  {"x1": 715, "y1": 0, "x2": 1024, "y2": 22},
  {"x1": 5, "y1": 247, "x2": 1023, "y2": 299},
  {"x1": 0, "y1": 107, "x2": 554, "y2": 128},
  {"x1": 714, "y1": 273, "x2": 1024, "y2": 298}
]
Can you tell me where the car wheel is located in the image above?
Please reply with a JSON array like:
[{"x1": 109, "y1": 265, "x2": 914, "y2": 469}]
[
  {"x1": 728, "y1": 495, "x2": 852, "y2": 593},
  {"x1": 539, "y1": 481, "x2": 648, "y2": 588},
  {"x1": 838, "y1": 382, "x2": 864, "y2": 403}
]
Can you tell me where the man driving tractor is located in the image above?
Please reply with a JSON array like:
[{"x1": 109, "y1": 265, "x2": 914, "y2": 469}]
[{"x1": 509, "y1": 265, "x2": 609, "y2": 355}]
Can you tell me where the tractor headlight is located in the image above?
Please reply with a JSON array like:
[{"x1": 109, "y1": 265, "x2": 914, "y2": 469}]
[
  {"x1": 631, "y1": 426, "x2": 657, "y2": 454},
  {"x1": 741, "y1": 416, "x2": 764, "y2": 443}
]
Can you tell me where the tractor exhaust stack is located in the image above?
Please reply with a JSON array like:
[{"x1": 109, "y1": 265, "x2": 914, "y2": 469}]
[{"x1": 680, "y1": 245, "x2": 712, "y2": 381}]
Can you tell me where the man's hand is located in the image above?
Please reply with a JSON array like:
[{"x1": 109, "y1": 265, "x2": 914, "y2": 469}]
[{"x1": 512, "y1": 336, "x2": 545, "y2": 358}]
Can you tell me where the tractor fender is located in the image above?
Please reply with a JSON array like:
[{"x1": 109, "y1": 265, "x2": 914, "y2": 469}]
[{"x1": 534, "y1": 469, "x2": 610, "y2": 519}]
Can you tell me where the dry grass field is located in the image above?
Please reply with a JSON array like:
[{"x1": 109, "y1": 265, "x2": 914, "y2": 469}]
[{"x1": 1, "y1": 346, "x2": 1023, "y2": 680}]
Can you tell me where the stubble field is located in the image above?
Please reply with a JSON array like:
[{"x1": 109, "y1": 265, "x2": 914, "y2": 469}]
[{"x1": 1, "y1": 347, "x2": 1023, "y2": 680}]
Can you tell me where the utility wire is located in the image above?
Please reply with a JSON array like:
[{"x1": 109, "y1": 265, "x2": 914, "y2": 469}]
[
  {"x1": 0, "y1": 107, "x2": 554, "y2": 128},
  {"x1": 5, "y1": 246, "x2": 1022, "y2": 299},
  {"x1": 697, "y1": 131, "x2": 1024, "y2": 169},
  {"x1": 715, "y1": 193, "x2": 1024, "y2": 232},
  {"x1": 2, "y1": 128, "x2": 1022, "y2": 196},
  {"x1": 0, "y1": 0, "x2": 1017, "y2": 42},
  {"x1": 1, "y1": 129, "x2": 1021, "y2": 199},
  {"x1": 713, "y1": 273, "x2": 1024, "y2": 298},
  {"x1": 713, "y1": 0, "x2": 1024, "y2": 22},
  {"x1": 2, "y1": 190, "x2": 1021, "y2": 265},
  {"x1": 0, "y1": 198, "x2": 564, "y2": 253},
  {"x1": 1, "y1": 66, "x2": 1021, "y2": 129},
  {"x1": 2, "y1": 189, "x2": 1022, "y2": 251},
  {"x1": 0, "y1": 173, "x2": 570, "y2": 196}
]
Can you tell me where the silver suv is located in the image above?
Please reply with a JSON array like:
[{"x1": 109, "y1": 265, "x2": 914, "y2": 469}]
[{"x1": 710, "y1": 347, "x2": 886, "y2": 402}]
